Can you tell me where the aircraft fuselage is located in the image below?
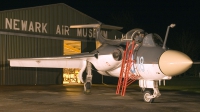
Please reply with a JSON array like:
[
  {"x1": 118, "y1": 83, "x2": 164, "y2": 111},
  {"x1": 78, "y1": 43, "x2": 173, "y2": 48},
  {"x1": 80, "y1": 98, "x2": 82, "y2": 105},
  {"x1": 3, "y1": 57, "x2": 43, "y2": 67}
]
[{"x1": 89, "y1": 44, "x2": 168, "y2": 80}]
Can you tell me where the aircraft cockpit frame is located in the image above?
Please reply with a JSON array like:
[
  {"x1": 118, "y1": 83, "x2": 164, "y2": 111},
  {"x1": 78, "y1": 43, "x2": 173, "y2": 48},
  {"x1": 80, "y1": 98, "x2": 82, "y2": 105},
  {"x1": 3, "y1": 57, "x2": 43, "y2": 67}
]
[
  {"x1": 125, "y1": 28, "x2": 164, "y2": 47},
  {"x1": 142, "y1": 33, "x2": 163, "y2": 47}
]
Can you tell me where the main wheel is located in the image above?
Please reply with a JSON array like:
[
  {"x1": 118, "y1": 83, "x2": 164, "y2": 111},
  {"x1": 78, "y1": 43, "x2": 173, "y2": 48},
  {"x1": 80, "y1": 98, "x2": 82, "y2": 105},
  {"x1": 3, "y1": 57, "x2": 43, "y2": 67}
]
[
  {"x1": 143, "y1": 90, "x2": 155, "y2": 103},
  {"x1": 84, "y1": 82, "x2": 91, "y2": 94}
]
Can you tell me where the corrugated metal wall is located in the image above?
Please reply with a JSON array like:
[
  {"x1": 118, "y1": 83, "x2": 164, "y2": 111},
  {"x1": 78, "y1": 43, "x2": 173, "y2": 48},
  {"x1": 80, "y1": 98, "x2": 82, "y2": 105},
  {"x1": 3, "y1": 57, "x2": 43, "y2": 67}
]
[
  {"x1": 0, "y1": 3, "x2": 98, "y2": 39},
  {"x1": 0, "y1": 34, "x2": 63, "y2": 85},
  {"x1": 0, "y1": 35, "x2": 6, "y2": 84}
]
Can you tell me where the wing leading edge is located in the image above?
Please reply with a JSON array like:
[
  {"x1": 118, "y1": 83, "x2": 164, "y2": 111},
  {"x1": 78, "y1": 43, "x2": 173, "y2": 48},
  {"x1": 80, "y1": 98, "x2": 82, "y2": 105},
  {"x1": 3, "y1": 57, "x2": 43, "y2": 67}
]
[{"x1": 8, "y1": 52, "x2": 95, "y2": 68}]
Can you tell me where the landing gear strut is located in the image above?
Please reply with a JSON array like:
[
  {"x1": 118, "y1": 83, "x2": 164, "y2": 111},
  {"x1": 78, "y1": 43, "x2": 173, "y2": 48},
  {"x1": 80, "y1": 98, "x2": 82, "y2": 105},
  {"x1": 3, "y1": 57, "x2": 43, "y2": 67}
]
[
  {"x1": 84, "y1": 61, "x2": 92, "y2": 94},
  {"x1": 139, "y1": 80, "x2": 161, "y2": 103}
]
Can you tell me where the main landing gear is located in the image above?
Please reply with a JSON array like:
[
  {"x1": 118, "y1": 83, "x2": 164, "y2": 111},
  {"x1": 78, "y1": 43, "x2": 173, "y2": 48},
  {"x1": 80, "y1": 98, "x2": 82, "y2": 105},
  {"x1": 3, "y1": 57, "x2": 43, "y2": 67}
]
[
  {"x1": 139, "y1": 80, "x2": 161, "y2": 103},
  {"x1": 84, "y1": 61, "x2": 92, "y2": 94}
]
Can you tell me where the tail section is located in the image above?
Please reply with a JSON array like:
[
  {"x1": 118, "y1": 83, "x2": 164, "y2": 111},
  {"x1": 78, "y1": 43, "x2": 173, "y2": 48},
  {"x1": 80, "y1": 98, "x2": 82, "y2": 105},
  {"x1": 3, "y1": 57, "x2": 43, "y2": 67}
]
[{"x1": 70, "y1": 23, "x2": 126, "y2": 45}]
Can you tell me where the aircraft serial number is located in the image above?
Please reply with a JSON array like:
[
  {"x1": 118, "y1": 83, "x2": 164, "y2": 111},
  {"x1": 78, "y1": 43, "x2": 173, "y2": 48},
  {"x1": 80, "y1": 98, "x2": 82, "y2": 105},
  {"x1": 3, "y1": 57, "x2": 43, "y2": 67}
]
[{"x1": 137, "y1": 56, "x2": 145, "y2": 72}]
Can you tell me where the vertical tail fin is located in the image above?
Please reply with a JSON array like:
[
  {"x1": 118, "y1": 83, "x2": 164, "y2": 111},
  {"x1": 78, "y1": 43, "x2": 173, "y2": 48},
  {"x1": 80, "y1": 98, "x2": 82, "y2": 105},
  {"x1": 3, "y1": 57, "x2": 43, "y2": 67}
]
[{"x1": 70, "y1": 24, "x2": 124, "y2": 45}]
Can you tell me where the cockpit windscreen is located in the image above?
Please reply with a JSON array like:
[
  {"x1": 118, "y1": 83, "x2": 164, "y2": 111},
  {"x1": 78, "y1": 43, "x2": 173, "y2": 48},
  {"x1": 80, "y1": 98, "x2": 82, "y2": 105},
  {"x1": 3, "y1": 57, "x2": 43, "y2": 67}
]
[{"x1": 142, "y1": 34, "x2": 163, "y2": 47}]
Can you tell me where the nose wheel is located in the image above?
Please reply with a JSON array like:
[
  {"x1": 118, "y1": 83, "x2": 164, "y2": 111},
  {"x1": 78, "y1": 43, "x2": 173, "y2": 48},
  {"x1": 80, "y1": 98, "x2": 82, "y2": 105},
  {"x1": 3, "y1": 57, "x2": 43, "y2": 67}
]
[
  {"x1": 139, "y1": 80, "x2": 161, "y2": 103},
  {"x1": 143, "y1": 89, "x2": 155, "y2": 103}
]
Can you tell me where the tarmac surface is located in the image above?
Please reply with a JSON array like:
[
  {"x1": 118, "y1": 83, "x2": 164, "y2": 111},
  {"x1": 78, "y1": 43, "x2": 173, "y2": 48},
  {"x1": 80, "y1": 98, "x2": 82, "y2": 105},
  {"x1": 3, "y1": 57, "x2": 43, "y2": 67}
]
[{"x1": 0, "y1": 84, "x2": 200, "y2": 112}]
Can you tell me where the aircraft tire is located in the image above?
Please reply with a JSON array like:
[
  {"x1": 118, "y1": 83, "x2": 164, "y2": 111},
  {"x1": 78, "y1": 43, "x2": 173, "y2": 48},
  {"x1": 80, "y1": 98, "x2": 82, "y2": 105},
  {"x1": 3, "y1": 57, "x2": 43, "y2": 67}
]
[
  {"x1": 84, "y1": 82, "x2": 91, "y2": 94},
  {"x1": 143, "y1": 89, "x2": 155, "y2": 103}
]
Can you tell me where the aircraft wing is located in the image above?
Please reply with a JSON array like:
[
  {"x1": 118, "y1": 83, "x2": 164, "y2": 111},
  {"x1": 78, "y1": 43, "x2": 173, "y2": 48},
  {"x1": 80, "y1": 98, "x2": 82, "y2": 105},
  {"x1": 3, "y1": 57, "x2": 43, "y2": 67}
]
[
  {"x1": 8, "y1": 52, "x2": 95, "y2": 68},
  {"x1": 8, "y1": 52, "x2": 96, "y2": 83}
]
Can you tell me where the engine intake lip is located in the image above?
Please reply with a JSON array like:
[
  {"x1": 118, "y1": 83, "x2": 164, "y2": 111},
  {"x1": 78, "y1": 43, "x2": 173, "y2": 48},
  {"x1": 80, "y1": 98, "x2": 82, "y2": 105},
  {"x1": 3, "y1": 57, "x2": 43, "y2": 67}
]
[{"x1": 112, "y1": 48, "x2": 123, "y2": 61}]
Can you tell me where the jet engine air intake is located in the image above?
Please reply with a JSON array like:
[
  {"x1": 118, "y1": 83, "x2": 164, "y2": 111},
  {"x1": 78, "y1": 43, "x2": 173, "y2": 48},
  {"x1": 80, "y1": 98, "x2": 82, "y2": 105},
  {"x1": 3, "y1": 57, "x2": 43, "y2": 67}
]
[{"x1": 112, "y1": 48, "x2": 123, "y2": 61}]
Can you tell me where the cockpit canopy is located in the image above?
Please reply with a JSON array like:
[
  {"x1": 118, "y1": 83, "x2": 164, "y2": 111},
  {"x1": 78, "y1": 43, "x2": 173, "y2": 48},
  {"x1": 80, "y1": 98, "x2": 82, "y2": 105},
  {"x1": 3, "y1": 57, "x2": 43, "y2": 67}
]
[
  {"x1": 124, "y1": 28, "x2": 163, "y2": 47},
  {"x1": 142, "y1": 33, "x2": 163, "y2": 47},
  {"x1": 125, "y1": 28, "x2": 145, "y2": 40}
]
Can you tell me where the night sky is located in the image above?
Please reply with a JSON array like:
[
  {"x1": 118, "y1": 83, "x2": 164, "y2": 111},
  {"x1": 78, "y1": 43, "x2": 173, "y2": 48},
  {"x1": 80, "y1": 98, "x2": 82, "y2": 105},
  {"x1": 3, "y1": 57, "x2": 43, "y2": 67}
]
[{"x1": 0, "y1": 0, "x2": 199, "y2": 39}]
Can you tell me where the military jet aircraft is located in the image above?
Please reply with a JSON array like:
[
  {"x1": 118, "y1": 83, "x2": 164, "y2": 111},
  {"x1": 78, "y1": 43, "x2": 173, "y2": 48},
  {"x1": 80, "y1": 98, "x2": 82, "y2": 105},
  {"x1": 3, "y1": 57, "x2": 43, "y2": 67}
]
[{"x1": 8, "y1": 23, "x2": 193, "y2": 103}]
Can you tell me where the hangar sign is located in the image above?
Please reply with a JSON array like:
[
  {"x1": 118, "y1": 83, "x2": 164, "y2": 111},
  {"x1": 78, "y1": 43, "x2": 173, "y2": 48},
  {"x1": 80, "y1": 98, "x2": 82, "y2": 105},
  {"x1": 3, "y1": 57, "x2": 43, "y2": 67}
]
[
  {"x1": 5, "y1": 18, "x2": 48, "y2": 33},
  {"x1": 4, "y1": 18, "x2": 108, "y2": 38}
]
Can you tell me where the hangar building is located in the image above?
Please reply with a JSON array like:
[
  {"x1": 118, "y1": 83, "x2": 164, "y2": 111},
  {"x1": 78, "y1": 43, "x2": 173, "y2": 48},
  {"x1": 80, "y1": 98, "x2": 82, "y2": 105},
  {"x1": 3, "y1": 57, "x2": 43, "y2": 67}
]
[{"x1": 0, "y1": 3, "x2": 122, "y2": 85}]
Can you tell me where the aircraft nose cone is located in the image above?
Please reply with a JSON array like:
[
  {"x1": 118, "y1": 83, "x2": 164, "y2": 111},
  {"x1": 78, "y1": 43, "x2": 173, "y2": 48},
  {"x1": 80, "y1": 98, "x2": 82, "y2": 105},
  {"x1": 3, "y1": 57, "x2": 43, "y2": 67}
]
[{"x1": 159, "y1": 50, "x2": 192, "y2": 76}]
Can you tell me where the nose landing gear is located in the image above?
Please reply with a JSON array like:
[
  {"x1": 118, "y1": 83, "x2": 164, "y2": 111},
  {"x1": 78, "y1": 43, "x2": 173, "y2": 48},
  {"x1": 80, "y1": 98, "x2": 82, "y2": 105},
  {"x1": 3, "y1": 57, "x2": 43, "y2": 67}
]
[
  {"x1": 139, "y1": 80, "x2": 161, "y2": 103},
  {"x1": 143, "y1": 89, "x2": 155, "y2": 103}
]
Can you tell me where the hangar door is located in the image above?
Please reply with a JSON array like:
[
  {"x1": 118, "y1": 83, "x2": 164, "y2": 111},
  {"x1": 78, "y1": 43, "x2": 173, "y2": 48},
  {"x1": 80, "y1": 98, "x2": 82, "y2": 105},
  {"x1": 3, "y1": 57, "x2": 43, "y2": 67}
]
[
  {"x1": 63, "y1": 40, "x2": 101, "y2": 84},
  {"x1": 63, "y1": 40, "x2": 81, "y2": 84}
]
